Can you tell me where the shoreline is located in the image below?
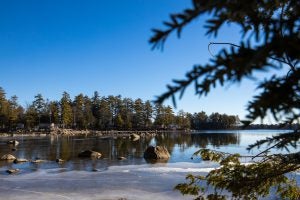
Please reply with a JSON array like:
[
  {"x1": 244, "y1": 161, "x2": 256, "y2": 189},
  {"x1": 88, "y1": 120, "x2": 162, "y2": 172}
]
[
  {"x1": 0, "y1": 129, "x2": 190, "y2": 137},
  {"x1": 0, "y1": 128, "x2": 293, "y2": 137}
]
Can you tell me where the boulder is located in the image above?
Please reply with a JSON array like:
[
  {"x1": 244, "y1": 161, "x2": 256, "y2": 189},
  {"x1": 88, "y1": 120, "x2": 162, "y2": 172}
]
[
  {"x1": 78, "y1": 150, "x2": 101, "y2": 159},
  {"x1": 131, "y1": 133, "x2": 140, "y2": 141},
  {"x1": 56, "y1": 158, "x2": 64, "y2": 163},
  {"x1": 6, "y1": 169, "x2": 19, "y2": 174},
  {"x1": 143, "y1": 146, "x2": 170, "y2": 160},
  {"x1": 14, "y1": 158, "x2": 28, "y2": 164},
  {"x1": 7, "y1": 140, "x2": 19, "y2": 146},
  {"x1": 31, "y1": 159, "x2": 45, "y2": 163},
  {"x1": 1, "y1": 154, "x2": 16, "y2": 160},
  {"x1": 117, "y1": 156, "x2": 127, "y2": 160}
]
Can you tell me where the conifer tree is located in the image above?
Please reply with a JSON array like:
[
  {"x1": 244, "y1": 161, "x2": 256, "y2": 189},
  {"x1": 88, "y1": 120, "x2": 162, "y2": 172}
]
[{"x1": 60, "y1": 92, "x2": 73, "y2": 128}]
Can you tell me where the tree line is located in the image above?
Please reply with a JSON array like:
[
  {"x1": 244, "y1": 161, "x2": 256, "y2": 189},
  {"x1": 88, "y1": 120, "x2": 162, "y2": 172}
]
[{"x1": 0, "y1": 87, "x2": 240, "y2": 131}]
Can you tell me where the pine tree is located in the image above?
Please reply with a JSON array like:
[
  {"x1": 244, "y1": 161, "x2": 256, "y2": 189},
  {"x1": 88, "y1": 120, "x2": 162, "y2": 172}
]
[
  {"x1": 91, "y1": 91, "x2": 101, "y2": 128},
  {"x1": 32, "y1": 93, "x2": 46, "y2": 126},
  {"x1": 133, "y1": 98, "x2": 144, "y2": 129},
  {"x1": 0, "y1": 87, "x2": 9, "y2": 129},
  {"x1": 143, "y1": 100, "x2": 153, "y2": 129},
  {"x1": 7, "y1": 95, "x2": 20, "y2": 129},
  {"x1": 49, "y1": 101, "x2": 60, "y2": 125},
  {"x1": 73, "y1": 94, "x2": 85, "y2": 129},
  {"x1": 60, "y1": 92, "x2": 73, "y2": 128},
  {"x1": 83, "y1": 95, "x2": 94, "y2": 129},
  {"x1": 121, "y1": 98, "x2": 134, "y2": 130}
]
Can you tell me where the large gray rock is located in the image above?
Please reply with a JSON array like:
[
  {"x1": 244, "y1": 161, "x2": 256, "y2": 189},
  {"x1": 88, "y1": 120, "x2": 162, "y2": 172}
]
[
  {"x1": 6, "y1": 168, "x2": 19, "y2": 174},
  {"x1": 56, "y1": 158, "x2": 64, "y2": 163},
  {"x1": 131, "y1": 133, "x2": 140, "y2": 141},
  {"x1": 31, "y1": 159, "x2": 46, "y2": 163},
  {"x1": 7, "y1": 140, "x2": 19, "y2": 146},
  {"x1": 78, "y1": 150, "x2": 102, "y2": 159},
  {"x1": 117, "y1": 156, "x2": 127, "y2": 160},
  {"x1": 143, "y1": 146, "x2": 170, "y2": 160},
  {"x1": 1, "y1": 154, "x2": 16, "y2": 160},
  {"x1": 14, "y1": 158, "x2": 28, "y2": 164}
]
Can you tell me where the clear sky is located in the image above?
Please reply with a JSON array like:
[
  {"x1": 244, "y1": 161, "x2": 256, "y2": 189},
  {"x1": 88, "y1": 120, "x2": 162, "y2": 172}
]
[{"x1": 0, "y1": 0, "x2": 270, "y2": 121}]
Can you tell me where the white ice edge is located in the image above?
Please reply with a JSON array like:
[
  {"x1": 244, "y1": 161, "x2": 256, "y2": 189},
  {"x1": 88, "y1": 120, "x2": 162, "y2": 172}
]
[
  {"x1": 1, "y1": 162, "x2": 299, "y2": 182},
  {"x1": 2, "y1": 161, "x2": 279, "y2": 180},
  {"x1": 0, "y1": 162, "x2": 298, "y2": 200}
]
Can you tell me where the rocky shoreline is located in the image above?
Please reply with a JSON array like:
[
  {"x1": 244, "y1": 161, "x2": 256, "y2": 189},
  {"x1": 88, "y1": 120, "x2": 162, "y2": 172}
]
[
  {"x1": 0, "y1": 129, "x2": 187, "y2": 137},
  {"x1": 1, "y1": 134, "x2": 172, "y2": 175}
]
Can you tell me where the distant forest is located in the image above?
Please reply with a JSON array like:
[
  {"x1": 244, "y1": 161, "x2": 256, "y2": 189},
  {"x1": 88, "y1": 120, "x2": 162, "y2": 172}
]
[{"x1": 0, "y1": 87, "x2": 245, "y2": 131}]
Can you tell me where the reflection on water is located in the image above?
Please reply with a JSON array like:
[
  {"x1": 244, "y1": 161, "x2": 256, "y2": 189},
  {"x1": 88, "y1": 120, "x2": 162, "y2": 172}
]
[
  {"x1": 191, "y1": 133, "x2": 240, "y2": 148},
  {"x1": 0, "y1": 130, "x2": 289, "y2": 172}
]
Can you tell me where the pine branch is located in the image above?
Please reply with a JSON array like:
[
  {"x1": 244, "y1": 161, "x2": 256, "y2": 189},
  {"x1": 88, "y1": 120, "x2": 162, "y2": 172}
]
[
  {"x1": 149, "y1": 5, "x2": 203, "y2": 49},
  {"x1": 248, "y1": 131, "x2": 300, "y2": 153}
]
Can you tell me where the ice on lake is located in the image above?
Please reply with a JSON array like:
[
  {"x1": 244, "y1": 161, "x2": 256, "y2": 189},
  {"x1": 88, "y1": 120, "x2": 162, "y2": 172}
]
[{"x1": 0, "y1": 162, "x2": 217, "y2": 200}]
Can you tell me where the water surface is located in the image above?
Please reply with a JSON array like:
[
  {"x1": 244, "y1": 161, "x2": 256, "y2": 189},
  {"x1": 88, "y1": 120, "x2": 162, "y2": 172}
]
[{"x1": 0, "y1": 130, "x2": 297, "y2": 200}]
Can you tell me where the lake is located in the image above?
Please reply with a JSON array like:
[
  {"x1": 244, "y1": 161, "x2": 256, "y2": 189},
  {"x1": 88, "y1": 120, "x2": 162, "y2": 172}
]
[{"x1": 0, "y1": 130, "x2": 297, "y2": 200}]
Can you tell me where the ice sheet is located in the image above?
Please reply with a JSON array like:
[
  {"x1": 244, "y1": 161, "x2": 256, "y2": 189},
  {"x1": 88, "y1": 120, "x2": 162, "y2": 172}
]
[
  {"x1": 0, "y1": 162, "x2": 299, "y2": 200},
  {"x1": 0, "y1": 162, "x2": 213, "y2": 200}
]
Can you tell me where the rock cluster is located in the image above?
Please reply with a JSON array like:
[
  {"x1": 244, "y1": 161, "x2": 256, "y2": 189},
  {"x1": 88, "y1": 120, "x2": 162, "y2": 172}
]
[{"x1": 51, "y1": 129, "x2": 91, "y2": 136}]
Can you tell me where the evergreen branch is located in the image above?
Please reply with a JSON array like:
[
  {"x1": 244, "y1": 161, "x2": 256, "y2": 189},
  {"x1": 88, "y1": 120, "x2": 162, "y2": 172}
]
[
  {"x1": 178, "y1": 149, "x2": 300, "y2": 200},
  {"x1": 155, "y1": 42, "x2": 276, "y2": 109},
  {"x1": 246, "y1": 69, "x2": 300, "y2": 123},
  {"x1": 208, "y1": 42, "x2": 294, "y2": 68},
  {"x1": 149, "y1": 6, "x2": 203, "y2": 49},
  {"x1": 248, "y1": 130, "x2": 300, "y2": 152}
]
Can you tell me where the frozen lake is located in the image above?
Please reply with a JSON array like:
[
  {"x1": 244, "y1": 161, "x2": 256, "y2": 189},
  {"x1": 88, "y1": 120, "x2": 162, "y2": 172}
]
[{"x1": 0, "y1": 130, "x2": 297, "y2": 200}]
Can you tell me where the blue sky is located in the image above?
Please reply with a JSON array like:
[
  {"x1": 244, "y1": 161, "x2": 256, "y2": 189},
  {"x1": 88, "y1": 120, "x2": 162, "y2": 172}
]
[{"x1": 0, "y1": 0, "x2": 271, "y2": 121}]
